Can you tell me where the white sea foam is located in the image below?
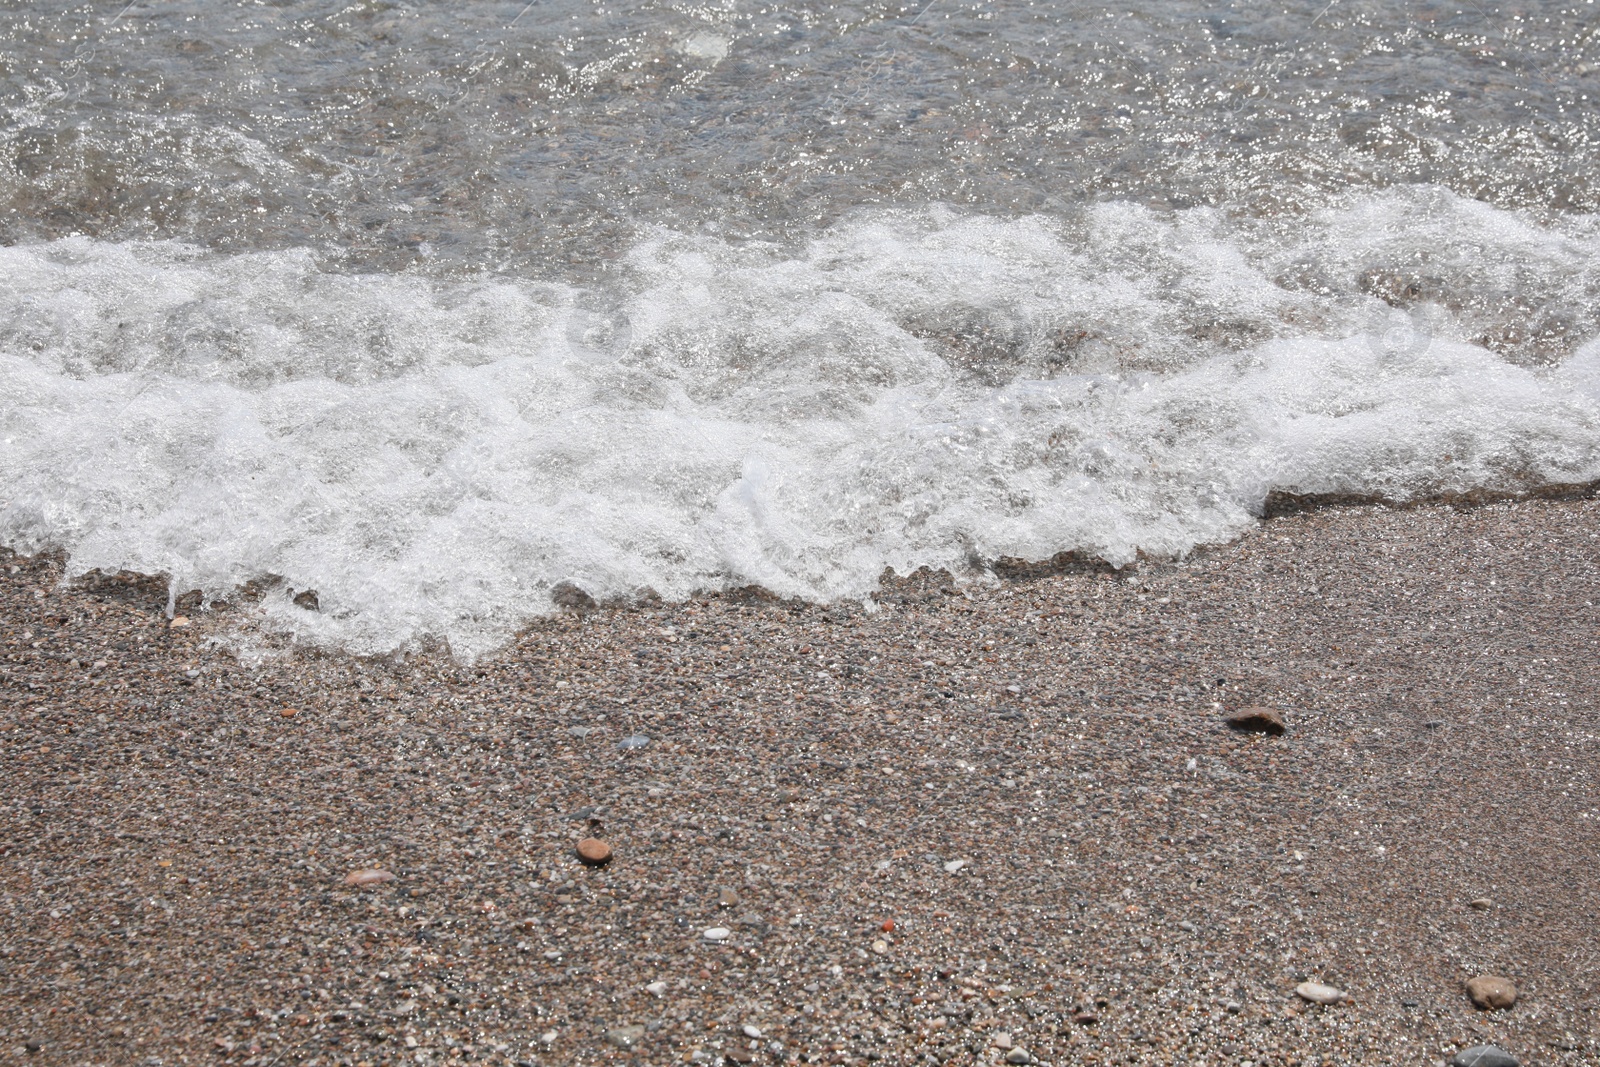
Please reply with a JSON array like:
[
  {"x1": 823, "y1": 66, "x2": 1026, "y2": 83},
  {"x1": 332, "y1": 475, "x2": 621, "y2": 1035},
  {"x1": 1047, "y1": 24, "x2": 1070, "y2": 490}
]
[{"x1": 3, "y1": 187, "x2": 1599, "y2": 656}]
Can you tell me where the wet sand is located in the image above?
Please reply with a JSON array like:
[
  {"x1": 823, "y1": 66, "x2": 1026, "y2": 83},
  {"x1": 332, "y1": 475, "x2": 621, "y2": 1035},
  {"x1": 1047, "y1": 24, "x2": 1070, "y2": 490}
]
[{"x1": 2, "y1": 498, "x2": 1598, "y2": 1067}]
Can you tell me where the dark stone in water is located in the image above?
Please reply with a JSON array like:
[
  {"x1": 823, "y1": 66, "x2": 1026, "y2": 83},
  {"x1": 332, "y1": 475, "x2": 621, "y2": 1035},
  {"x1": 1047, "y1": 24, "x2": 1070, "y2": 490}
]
[{"x1": 551, "y1": 581, "x2": 596, "y2": 610}]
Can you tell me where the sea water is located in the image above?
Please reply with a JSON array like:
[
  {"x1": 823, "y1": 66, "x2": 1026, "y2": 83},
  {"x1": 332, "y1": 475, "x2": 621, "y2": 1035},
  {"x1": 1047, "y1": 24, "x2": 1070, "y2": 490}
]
[{"x1": 2, "y1": 1, "x2": 1599, "y2": 656}]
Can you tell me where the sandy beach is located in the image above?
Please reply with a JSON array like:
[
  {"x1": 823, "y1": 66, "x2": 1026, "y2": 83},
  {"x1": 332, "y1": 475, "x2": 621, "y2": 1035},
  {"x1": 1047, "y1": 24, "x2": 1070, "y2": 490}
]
[{"x1": 2, "y1": 497, "x2": 1597, "y2": 1067}]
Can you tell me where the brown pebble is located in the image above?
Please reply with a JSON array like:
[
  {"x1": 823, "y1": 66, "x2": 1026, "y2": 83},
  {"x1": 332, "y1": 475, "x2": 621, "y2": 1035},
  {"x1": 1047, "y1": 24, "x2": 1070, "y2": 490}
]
[
  {"x1": 1465, "y1": 974, "x2": 1517, "y2": 1010},
  {"x1": 1073, "y1": 1011, "x2": 1099, "y2": 1025},
  {"x1": 169, "y1": 616, "x2": 190, "y2": 628},
  {"x1": 343, "y1": 868, "x2": 396, "y2": 887},
  {"x1": 1225, "y1": 706, "x2": 1286, "y2": 735},
  {"x1": 1468, "y1": 897, "x2": 1493, "y2": 910},
  {"x1": 717, "y1": 886, "x2": 739, "y2": 907},
  {"x1": 576, "y1": 838, "x2": 613, "y2": 866},
  {"x1": 279, "y1": 707, "x2": 298, "y2": 718}
]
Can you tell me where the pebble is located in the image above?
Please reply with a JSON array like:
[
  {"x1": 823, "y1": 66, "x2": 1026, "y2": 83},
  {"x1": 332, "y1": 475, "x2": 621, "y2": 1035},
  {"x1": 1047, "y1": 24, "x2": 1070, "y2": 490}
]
[
  {"x1": 717, "y1": 887, "x2": 739, "y2": 908},
  {"x1": 943, "y1": 859, "x2": 967, "y2": 873},
  {"x1": 1465, "y1": 974, "x2": 1517, "y2": 1010},
  {"x1": 1468, "y1": 897, "x2": 1493, "y2": 910},
  {"x1": 539, "y1": 1031, "x2": 558, "y2": 1044},
  {"x1": 871, "y1": 938, "x2": 889, "y2": 954},
  {"x1": 278, "y1": 707, "x2": 298, "y2": 718},
  {"x1": 1294, "y1": 981, "x2": 1345, "y2": 1005},
  {"x1": 576, "y1": 838, "x2": 613, "y2": 866},
  {"x1": 702, "y1": 927, "x2": 731, "y2": 941},
  {"x1": 992, "y1": 1032, "x2": 1013, "y2": 1049},
  {"x1": 645, "y1": 981, "x2": 668, "y2": 997},
  {"x1": 1449, "y1": 1046, "x2": 1519, "y2": 1067},
  {"x1": 1225, "y1": 706, "x2": 1286, "y2": 735},
  {"x1": 1004, "y1": 1049, "x2": 1032, "y2": 1064},
  {"x1": 618, "y1": 734, "x2": 650, "y2": 749},
  {"x1": 604, "y1": 1024, "x2": 645, "y2": 1049},
  {"x1": 169, "y1": 616, "x2": 189, "y2": 628},
  {"x1": 343, "y1": 868, "x2": 396, "y2": 887},
  {"x1": 742, "y1": 1024, "x2": 762, "y2": 1038}
]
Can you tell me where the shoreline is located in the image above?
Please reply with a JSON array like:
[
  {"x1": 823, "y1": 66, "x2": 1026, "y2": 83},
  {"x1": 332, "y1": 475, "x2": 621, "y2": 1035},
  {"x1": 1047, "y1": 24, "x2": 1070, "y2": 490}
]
[{"x1": 3, "y1": 498, "x2": 1598, "y2": 1066}]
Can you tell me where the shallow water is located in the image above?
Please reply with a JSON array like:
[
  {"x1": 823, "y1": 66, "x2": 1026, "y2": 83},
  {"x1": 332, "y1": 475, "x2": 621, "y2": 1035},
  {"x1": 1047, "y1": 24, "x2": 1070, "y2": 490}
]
[{"x1": 3, "y1": 1, "x2": 1599, "y2": 654}]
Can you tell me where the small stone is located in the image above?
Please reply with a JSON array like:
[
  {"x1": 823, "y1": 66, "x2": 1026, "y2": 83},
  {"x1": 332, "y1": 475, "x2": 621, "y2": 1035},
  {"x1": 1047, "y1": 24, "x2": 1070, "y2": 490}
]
[
  {"x1": 1448, "y1": 1045, "x2": 1519, "y2": 1067},
  {"x1": 1224, "y1": 1000, "x2": 1242, "y2": 1014},
  {"x1": 618, "y1": 734, "x2": 650, "y2": 749},
  {"x1": 703, "y1": 927, "x2": 731, "y2": 941},
  {"x1": 1226, "y1": 706, "x2": 1286, "y2": 735},
  {"x1": 1468, "y1": 897, "x2": 1493, "y2": 911},
  {"x1": 279, "y1": 707, "x2": 298, "y2": 718},
  {"x1": 1178, "y1": 920, "x2": 1198, "y2": 933},
  {"x1": 604, "y1": 1025, "x2": 645, "y2": 1050},
  {"x1": 991, "y1": 1032, "x2": 1013, "y2": 1049},
  {"x1": 1294, "y1": 981, "x2": 1345, "y2": 1005},
  {"x1": 343, "y1": 869, "x2": 396, "y2": 887},
  {"x1": 943, "y1": 859, "x2": 967, "y2": 873},
  {"x1": 539, "y1": 1030, "x2": 558, "y2": 1044},
  {"x1": 1005, "y1": 1049, "x2": 1032, "y2": 1064},
  {"x1": 169, "y1": 616, "x2": 189, "y2": 628},
  {"x1": 1073, "y1": 1010, "x2": 1099, "y2": 1025},
  {"x1": 1465, "y1": 974, "x2": 1517, "y2": 1010},
  {"x1": 742, "y1": 1024, "x2": 762, "y2": 1038},
  {"x1": 645, "y1": 980, "x2": 668, "y2": 997},
  {"x1": 576, "y1": 838, "x2": 613, "y2": 866},
  {"x1": 871, "y1": 939, "x2": 888, "y2": 955},
  {"x1": 717, "y1": 887, "x2": 739, "y2": 908}
]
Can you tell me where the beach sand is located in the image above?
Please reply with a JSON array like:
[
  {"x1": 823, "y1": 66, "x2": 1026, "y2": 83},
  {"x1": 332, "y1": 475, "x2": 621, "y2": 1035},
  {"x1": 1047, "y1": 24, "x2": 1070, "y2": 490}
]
[{"x1": 2, "y1": 498, "x2": 1597, "y2": 1066}]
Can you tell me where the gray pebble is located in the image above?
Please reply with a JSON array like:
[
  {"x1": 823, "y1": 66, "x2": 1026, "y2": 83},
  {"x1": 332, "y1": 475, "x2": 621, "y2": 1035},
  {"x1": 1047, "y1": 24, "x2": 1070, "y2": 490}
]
[
  {"x1": 618, "y1": 734, "x2": 650, "y2": 749},
  {"x1": 604, "y1": 1024, "x2": 646, "y2": 1049},
  {"x1": 1449, "y1": 1046, "x2": 1518, "y2": 1067}
]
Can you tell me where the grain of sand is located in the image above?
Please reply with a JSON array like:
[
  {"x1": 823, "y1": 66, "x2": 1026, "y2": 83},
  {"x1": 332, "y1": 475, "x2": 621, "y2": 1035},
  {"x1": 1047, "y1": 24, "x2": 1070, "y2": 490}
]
[{"x1": 2, "y1": 499, "x2": 1598, "y2": 1066}]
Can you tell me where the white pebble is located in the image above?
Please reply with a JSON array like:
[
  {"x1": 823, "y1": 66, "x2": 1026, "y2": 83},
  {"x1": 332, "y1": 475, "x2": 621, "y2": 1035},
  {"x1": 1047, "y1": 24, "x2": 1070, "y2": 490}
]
[
  {"x1": 1295, "y1": 981, "x2": 1346, "y2": 1005},
  {"x1": 702, "y1": 927, "x2": 731, "y2": 941},
  {"x1": 943, "y1": 859, "x2": 967, "y2": 873}
]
